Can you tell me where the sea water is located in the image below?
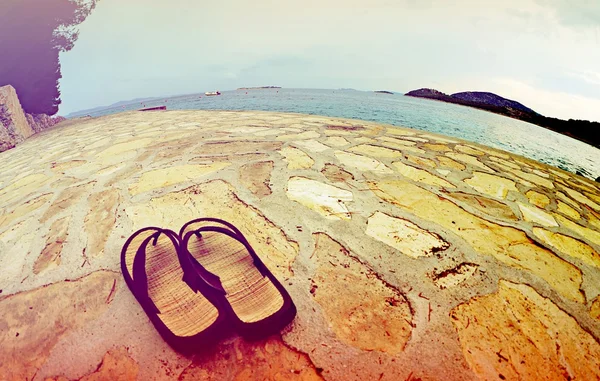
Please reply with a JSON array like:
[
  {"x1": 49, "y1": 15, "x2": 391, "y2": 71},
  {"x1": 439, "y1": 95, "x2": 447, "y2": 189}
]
[{"x1": 70, "y1": 88, "x2": 600, "y2": 180}]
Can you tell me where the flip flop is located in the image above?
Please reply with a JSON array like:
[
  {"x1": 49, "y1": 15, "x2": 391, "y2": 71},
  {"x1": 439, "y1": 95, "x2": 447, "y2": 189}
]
[
  {"x1": 121, "y1": 227, "x2": 229, "y2": 352},
  {"x1": 179, "y1": 218, "x2": 296, "y2": 339}
]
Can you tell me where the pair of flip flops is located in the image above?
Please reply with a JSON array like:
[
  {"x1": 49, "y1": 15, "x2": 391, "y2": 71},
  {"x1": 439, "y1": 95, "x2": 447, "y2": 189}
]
[{"x1": 121, "y1": 218, "x2": 296, "y2": 353}]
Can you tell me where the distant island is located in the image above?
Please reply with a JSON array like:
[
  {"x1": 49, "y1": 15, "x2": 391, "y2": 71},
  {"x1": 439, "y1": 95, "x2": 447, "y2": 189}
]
[
  {"x1": 374, "y1": 90, "x2": 394, "y2": 94},
  {"x1": 405, "y1": 88, "x2": 600, "y2": 148},
  {"x1": 237, "y1": 86, "x2": 281, "y2": 90}
]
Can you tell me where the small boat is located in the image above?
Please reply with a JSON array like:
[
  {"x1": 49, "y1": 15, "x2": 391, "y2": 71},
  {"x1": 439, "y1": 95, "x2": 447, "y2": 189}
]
[{"x1": 205, "y1": 91, "x2": 221, "y2": 96}]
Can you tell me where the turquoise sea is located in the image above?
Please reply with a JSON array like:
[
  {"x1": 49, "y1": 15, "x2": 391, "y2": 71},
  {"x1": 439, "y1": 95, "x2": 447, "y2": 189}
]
[{"x1": 72, "y1": 88, "x2": 600, "y2": 180}]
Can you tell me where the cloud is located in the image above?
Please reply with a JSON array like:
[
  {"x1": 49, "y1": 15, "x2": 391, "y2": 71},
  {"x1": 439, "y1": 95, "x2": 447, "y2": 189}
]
[
  {"x1": 568, "y1": 70, "x2": 600, "y2": 85},
  {"x1": 490, "y1": 78, "x2": 600, "y2": 121},
  {"x1": 537, "y1": 0, "x2": 600, "y2": 28}
]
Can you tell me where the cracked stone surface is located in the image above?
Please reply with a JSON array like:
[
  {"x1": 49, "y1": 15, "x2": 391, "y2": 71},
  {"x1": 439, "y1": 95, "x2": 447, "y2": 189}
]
[
  {"x1": 366, "y1": 211, "x2": 449, "y2": 258},
  {"x1": 310, "y1": 233, "x2": 413, "y2": 354},
  {"x1": 1, "y1": 110, "x2": 599, "y2": 380},
  {"x1": 450, "y1": 281, "x2": 600, "y2": 380}
]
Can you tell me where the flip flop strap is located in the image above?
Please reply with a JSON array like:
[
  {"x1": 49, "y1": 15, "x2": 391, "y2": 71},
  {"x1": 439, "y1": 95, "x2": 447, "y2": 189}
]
[{"x1": 179, "y1": 217, "x2": 249, "y2": 245}]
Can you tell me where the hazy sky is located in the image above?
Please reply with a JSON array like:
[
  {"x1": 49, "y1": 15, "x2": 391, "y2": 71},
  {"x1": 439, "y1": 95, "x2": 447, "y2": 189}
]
[{"x1": 59, "y1": 0, "x2": 600, "y2": 121}]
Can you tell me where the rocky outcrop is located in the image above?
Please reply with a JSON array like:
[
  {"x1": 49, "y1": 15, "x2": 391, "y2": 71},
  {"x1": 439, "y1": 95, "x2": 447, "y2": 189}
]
[
  {"x1": 0, "y1": 85, "x2": 64, "y2": 152},
  {"x1": 25, "y1": 113, "x2": 66, "y2": 133},
  {"x1": 0, "y1": 85, "x2": 34, "y2": 152}
]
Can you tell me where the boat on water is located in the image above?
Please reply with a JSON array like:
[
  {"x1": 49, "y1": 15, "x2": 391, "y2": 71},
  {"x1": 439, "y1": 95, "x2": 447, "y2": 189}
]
[{"x1": 205, "y1": 91, "x2": 221, "y2": 96}]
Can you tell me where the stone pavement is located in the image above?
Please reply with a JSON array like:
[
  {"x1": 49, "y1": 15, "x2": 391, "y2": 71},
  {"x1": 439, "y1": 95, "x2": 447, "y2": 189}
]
[{"x1": 0, "y1": 110, "x2": 599, "y2": 380}]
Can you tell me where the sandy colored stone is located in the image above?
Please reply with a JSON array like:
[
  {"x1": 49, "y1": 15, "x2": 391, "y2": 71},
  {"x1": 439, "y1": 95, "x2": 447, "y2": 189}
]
[
  {"x1": 125, "y1": 180, "x2": 298, "y2": 277},
  {"x1": 128, "y1": 163, "x2": 230, "y2": 195},
  {"x1": 437, "y1": 155, "x2": 466, "y2": 171},
  {"x1": 33, "y1": 216, "x2": 70, "y2": 274},
  {"x1": 423, "y1": 143, "x2": 450, "y2": 152},
  {"x1": 278, "y1": 146, "x2": 314, "y2": 170},
  {"x1": 369, "y1": 179, "x2": 584, "y2": 302},
  {"x1": 585, "y1": 207, "x2": 600, "y2": 231},
  {"x1": 324, "y1": 136, "x2": 349, "y2": 147},
  {"x1": 591, "y1": 297, "x2": 600, "y2": 320},
  {"x1": 0, "y1": 193, "x2": 52, "y2": 229},
  {"x1": 226, "y1": 126, "x2": 270, "y2": 134},
  {"x1": 386, "y1": 127, "x2": 416, "y2": 136},
  {"x1": 464, "y1": 172, "x2": 518, "y2": 199},
  {"x1": 376, "y1": 137, "x2": 426, "y2": 154},
  {"x1": 320, "y1": 163, "x2": 354, "y2": 184},
  {"x1": 478, "y1": 147, "x2": 510, "y2": 160},
  {"x1": 349, "y1": 144, "x2": 403, "y2": 158},
  {"x1": 418, "y1": 133, "x2": 458, "y2": 143},
  {"x1": 392, "y1": 161, "x2": 454, "y2": 188},
  {"x1": 239, "y1": 161, "x2": 274, "y2": 198},
  {"x1": 40, "y1": 181, "x2": 96, "y2": 223},
  {"x1": 311, "y1": 233, "x2": 412, "y2": 354},
  {"x1": 292, "y1": 139, "x2": 330, "y2": 153},
  {"x1": 518, "y1": 202, "x2": 559, "y2": 227},
  {"x1": 84, "y1": 189, "x2": 120, "y2": 257},
  {"x1": 406, "y1": 154, "x2": 436, "y2": 168},
  {"x1": 433, "y1": 263, "x2": 478, "y2": 289},
  {"x1": 533, "y1": 227, "x2": 600, "y2": 269},
  {"x1": 585, "y1": 190, "x2": 600, "y2": 204},
  {"x1": 455, "y1": 145, "x2": 484, "y2": 156},
  {"x1": 557, "y1": 200, "x2": 581, "y2": 221},
  {"x1": 198, "y1": 140, "x2": 283, "y2": 154},
  {"x1": 45, "y1": 347, "x2": 139, "y2": 381},
  {"x1": 556, "y1": 214, "x2": 600, "y2": 247},
  {"x1": 253, "y1": 129, "x2": 280, "y2": 136},
  {"x1": 97, "y1": 138, "x2": 153, "y2": 159},
  {"x1": 276, "y1": 131, "x2": 320, "y2": 141},
  {"x1": 190, "y1": 153, "x2": 270, "y2": 165},
  {"x1": 556, "y1": 191, "x2": 579, "y2": 208},
  {"x1": 0, "y1": 173, "x2": 50, "y2": 203},
  {"x1": 286, "y1": 177, "x2": 353, "y2": 220},
  {"x1": 450, "y1": 280, "x2": 600, "y2": 380},
  {"x1": 366, "y1": 211, "x2": 449, "y2": 258},
  {"x1": 377, "y1": 136, "x2": 416, "y2": 146},
  {"x1": 446, "y1": 152, "x2": 492, "y2": 171},
  {"x1": 353, "y1": 136, "x2": 377, "y2": 144},
  {"x1": 334, "y1": 150, "x2": 393, "y2": 174},
  {"x1": 401, "y1": 136, "x2": 429, "y2": 143},
  {"x1": 446, "y1": 192, "x2": 518, "y2": 221},
  {"x1": 0, "y1": 271, "x2": 119, "y2": 381},
  {"x1": 178, "y1": 337, "x2": 323, "y2": 381},
  {"x1": 526, "y1": 190, "x2": 550, "y2": 209},
  {"x1": 560, "y1": 186, "x2": 600, "y2": 211},
  {"x1": 506, "y1": 168, "x2": 554, "y2": 189},
  {"x1": 50, "y1": 160, "x2": 87, "y2": 173},
  {"x1": 532, "y1": 168, "x2": 550, "y2": 178}
]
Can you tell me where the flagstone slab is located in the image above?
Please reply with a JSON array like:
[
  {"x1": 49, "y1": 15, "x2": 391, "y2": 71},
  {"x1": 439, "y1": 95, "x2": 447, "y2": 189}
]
[
  {"x1": 278, "y1": 146, "x2": 314, "y2": 170},
  {"x1": 0, "y1": 271, "x2": 119, "y2": 381},
  {"x1": 366, "y1": 211, "x2": 449, "y2": 258},
  {"x1": 526, "y1": 190, "x2": 550, "y2": 209},
  {"x1": 451, "y1": 281, "x2": 600, "y2": 380},
  {"x1": 518, "y1": 202, "x2": 559, "y2": 227},
  {"x1": 334, "y1": 151, "x2": 393, "y2": 174},
  {"x1": 392, "y1": 161, "x2": 454, "y2": 188},
  {"x1": 128, "y1": 163, "x2": 230, "y2": 195},
  {"x1": 286, "y1": 177, "x2": 353, "y2": 220},
  {"x1": 310, "y1": 233, "x2": 413, "y2": 354},
  {"x1": 239, "y1": 161, "x2": 274, "y2": 198},
  {"x1": 464, "y1": 172, "x2": 518, "y2": 199}
]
